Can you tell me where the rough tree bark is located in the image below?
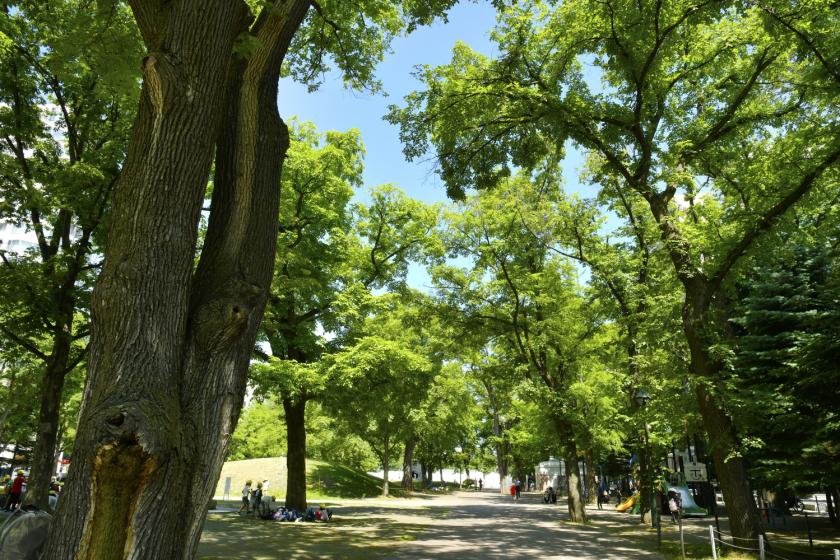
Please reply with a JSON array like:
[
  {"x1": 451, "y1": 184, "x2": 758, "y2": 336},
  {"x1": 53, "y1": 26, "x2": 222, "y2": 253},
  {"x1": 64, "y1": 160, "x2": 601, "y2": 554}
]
[
  {"x1": 562, "y1": 439, "x2": 587, "y2": 523},
  {"x1": 43, "y1": 1, "x2": 311, "y2": 558},
  {"x1": 402, "y1": 438, "x2": 416, "y2": 490},
  {"x1": 283, "y1": 397, "x2": 308, "y2": 511},
  {"x1": 552, "y1": 416, "x2": 586, "y2": 522}
]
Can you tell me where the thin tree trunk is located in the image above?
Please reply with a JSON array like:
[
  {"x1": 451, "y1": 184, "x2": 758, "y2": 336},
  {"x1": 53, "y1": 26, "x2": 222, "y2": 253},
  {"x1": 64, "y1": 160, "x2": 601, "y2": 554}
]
[
  {"x1": 402, "y1": 438, "x2": 416, "y2": 490},
  {"x1": 283, "y1": 397, "x2": 307, "y2": 511},
  {"x1": 382, "y1": 433, "x2": 390, "y2": 497},
  {"x1": 584, "y1": 451, "x2": 597, "y2": 505},
  {"x1": 638, "y1": 442, "x2": 652, "y2": 524},
  {"x1": 823, "y1": 488, "x2": 834, "y2": 524},
  {"x1": 24, "y1": 315, "x2": 72, "y2": 510},
  {"x1": 43, "y1": 2, "x2": 310, "y2": 558},
  {"x1": 563, "y1": 440, "x2": 587, "y2": 522}
]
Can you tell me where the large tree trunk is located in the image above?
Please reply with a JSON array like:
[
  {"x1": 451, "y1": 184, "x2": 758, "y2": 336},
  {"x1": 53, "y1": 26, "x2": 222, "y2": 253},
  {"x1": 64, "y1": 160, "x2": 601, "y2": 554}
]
[
  {"x1": 563, "y1": 440, "x2": 587, "y2": 522},
  {"x1": 681, "y1": 287, "x2": 762, "y2": 546},
  {"x1": 43, "y1": 2, "x2": 310, "y2": 558},
  {"x1": 695, "y1": 383, "x2": 761, "y2": 542},
  {"x1": 402, "y1": 438, "x2": 416, "y2": 490},
  {"x1": 23, "y1": 324, "x2": 71, "y2": 510},
  {"x1": 283, "y1": 397, "x2": 308, "y2": 511}
]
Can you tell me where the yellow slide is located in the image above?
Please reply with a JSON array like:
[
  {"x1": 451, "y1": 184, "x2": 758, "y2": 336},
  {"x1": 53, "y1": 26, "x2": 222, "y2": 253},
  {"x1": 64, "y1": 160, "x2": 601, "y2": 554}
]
[{"x1": 615, "y1": 494, "x2": 636, "y2": 512}]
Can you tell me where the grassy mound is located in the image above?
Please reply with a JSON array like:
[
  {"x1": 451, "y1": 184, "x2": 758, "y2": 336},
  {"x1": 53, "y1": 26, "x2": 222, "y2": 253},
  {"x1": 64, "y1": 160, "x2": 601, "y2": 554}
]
[{"x1": 214, "y1": 457, "x2": 398, "y2": 501}]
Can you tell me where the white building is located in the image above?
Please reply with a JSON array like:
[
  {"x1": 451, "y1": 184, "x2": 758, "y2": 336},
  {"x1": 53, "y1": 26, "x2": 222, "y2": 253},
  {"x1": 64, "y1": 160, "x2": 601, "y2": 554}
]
[{"x1": 0, "y1": 222, "x2": 39, "y2": 254}]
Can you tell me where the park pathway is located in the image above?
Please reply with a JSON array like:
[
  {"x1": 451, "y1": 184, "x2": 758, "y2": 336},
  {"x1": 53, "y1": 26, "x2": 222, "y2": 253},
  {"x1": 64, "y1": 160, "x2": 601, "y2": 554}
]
[{"x1": 379, "y1": 491, "x2": 665, "y2": 560}]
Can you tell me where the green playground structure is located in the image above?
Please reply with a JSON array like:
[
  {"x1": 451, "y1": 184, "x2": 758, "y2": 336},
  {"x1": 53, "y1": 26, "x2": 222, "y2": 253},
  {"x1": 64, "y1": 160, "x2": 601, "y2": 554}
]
[{"x1": 668, "y1": 475, "x2": 708, "y2": 517}]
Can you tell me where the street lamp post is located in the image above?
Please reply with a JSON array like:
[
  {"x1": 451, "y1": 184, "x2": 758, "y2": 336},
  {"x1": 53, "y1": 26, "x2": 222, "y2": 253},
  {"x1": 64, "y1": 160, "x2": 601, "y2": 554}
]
[{"x1": 635, "y1": 390, "x2": 657, "y2": 531}]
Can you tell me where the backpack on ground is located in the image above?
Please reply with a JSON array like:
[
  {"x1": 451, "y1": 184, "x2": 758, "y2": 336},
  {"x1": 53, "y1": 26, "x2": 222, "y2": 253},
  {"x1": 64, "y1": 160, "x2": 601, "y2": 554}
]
[{"x1": 0, "y1": 506, "x2": 51, "y2": 560}]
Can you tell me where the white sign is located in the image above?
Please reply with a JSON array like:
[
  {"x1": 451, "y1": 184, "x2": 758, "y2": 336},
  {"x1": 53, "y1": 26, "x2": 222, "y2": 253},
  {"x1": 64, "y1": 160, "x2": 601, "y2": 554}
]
[
  {"x1": 223, "y1": 476, "x2": 232, "y2": 500},
  {"x1": 684, "y1": 463, "x2": 708, "y2": 482}
]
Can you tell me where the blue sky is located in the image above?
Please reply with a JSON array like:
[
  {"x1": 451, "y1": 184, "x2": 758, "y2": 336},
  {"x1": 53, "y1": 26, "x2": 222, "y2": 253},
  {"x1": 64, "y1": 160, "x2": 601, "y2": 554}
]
[
  {"x1": 277, "y1": 2, "x2": 597, "y2": 288},
  {"x1": 278, "y1": 2, "x2": 499, "y2": 206}
]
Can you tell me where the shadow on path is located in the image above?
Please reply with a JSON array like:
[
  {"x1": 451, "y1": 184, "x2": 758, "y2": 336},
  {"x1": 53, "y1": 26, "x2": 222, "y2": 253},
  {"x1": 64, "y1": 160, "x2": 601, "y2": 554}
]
[{"x1": 383, "y1": 491, "x2": 665, "y2": 560}]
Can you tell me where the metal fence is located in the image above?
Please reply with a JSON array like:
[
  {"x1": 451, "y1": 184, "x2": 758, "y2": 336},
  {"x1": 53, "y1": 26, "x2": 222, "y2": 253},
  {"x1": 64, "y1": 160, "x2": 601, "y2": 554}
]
[{"x1": 704, "y1": 526, "x2": 840, "y2": 560}]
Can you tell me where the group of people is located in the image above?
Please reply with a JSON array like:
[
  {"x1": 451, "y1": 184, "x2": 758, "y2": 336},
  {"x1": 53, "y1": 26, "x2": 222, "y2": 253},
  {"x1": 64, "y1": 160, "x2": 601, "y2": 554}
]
[
  {"x1": 2, "y1": 470, "x2": 26, "y2": 511},
  {"x1": 238, "y1": 480, "x2": 264, "y2": 517},
  {"x1": 1, "y1": 471, "x2": 63, "y2": 512}
]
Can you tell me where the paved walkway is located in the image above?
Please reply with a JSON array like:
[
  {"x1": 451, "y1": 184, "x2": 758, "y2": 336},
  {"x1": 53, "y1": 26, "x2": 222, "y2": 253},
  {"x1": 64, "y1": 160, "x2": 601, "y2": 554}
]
[{"x1": 343, "y1": 491, "x2": 666, "y2": 559}]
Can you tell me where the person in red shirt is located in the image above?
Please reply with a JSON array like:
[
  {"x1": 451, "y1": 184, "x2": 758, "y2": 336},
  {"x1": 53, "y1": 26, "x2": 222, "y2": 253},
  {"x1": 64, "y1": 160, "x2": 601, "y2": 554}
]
[{"x1": 4, "y1": 470, "x2": 26, "y2": 511}]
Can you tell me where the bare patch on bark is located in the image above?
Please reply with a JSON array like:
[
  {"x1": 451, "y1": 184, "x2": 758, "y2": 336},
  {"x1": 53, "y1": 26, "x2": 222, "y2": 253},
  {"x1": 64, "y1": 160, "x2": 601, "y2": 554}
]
[{"x1": 79, "y1": 438, "x2": 155, "y2": 560}]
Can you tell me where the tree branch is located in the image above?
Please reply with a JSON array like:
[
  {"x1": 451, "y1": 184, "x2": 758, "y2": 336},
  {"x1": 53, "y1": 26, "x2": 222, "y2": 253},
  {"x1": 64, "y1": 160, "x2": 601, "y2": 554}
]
[
  {"x1": 0, "y1": 324, "x2": 48, "y2": 361},
  {"x1": 709, "y1": 143, "x2": 840, "y2": 289}
]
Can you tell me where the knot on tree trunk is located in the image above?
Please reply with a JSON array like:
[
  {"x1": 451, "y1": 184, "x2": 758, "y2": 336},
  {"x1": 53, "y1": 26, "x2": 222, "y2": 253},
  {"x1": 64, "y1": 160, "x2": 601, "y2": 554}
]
[{"x1": 191, "y1": 280, "x2": 263, "y2": 353}]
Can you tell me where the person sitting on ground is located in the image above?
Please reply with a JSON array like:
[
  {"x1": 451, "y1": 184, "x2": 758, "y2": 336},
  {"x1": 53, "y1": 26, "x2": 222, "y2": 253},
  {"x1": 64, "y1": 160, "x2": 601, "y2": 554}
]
[
  {"x1": 239, "y1": 480, "x2": 252, "y2": 514},
  {"x1": 543, "y1": 486, "x2": 557, "y2": 504}
]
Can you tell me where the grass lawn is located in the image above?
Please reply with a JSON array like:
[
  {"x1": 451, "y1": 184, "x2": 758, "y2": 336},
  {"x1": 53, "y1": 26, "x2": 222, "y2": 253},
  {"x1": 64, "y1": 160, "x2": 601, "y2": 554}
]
[
  {"x1": 197, "y1": 509, "x2": 424, "y2": 559},
  {"x1": 214, "y1": 457, "x2": 410, "y2": 502}
]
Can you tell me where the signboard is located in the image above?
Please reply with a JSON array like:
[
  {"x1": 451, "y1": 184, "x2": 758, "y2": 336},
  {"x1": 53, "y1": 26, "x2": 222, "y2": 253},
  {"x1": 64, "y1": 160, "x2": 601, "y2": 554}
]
[
  {"x1": 684, "y1": 463, "x2": 708, "y2": 482},
  {"x1": 223, "y1": 477, "x2": 232, "y2": 501}
]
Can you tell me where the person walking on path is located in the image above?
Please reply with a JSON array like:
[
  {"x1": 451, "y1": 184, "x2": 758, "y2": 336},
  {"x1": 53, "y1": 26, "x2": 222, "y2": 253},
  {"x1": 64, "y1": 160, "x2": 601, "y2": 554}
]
[
  {"x1": 478, "y1": 479, "x2": 483, "y2": 491},
  {"x1": 514, "y1": 478, "x2": 522, "y2": 500},
  {"x1": 4, "y1": 470, "x2": 26, "y2": 511},
  {"x1": 239, "y1": 480, "x2": 252, "y2": 514}
]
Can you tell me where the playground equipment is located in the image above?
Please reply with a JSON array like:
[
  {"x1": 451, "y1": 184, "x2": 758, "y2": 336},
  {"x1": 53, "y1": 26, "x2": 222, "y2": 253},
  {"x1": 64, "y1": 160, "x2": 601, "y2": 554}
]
[
  {"x1": 616, "y1": 494, "x2": 637, "y2": 513},
  {"x1": 667, "y1": 482, "x2": 707, "y2": 517}
]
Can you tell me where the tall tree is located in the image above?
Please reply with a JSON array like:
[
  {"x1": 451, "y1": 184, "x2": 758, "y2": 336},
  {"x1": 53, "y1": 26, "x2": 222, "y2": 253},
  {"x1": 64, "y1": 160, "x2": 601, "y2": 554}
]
[
  {"x1": 389, "y1": 0, "x2": 839, "y2": 541},
  {"x1": 44, "y1": 1, "x2": 458, "y2": 557},
  {"x1": 730, "y1": 243, "x2": 840, "y2": 495},
  {"x1": 430, "y1": 175, "x2": 613, "y2": 521},
  {"x1": 0, "y1": 0, "x2": 141, "y2": 509},
  {"x1": 252, "y1": 123, "x2": 440, "y2": 510},
  {"x1": 326, "y1": 296, "x2": 438, "y2": 497}
]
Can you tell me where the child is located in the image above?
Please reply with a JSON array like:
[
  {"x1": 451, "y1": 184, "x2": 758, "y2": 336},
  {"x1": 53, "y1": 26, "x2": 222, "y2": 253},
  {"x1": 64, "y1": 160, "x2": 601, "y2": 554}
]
[
  {"x1": 238, "y1": 480, "x2": 252, "y2": 514},
  {"x1": 668, "y1": 491, "x2": 681, "y2": 523}
]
